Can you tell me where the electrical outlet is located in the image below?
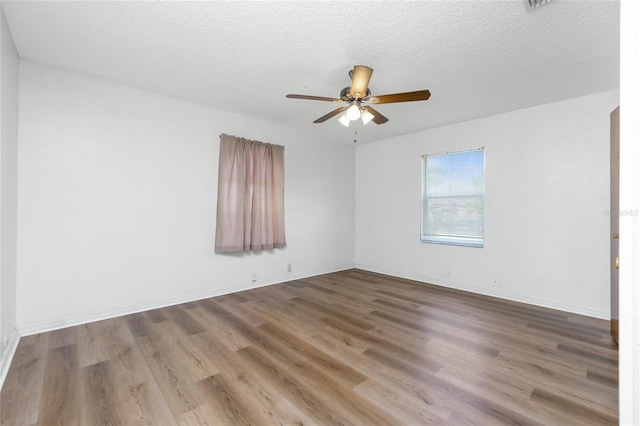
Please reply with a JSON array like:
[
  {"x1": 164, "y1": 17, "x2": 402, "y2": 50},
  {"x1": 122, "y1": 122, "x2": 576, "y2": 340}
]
[{"x1": 287, "y1": 264, "x2": 292, "y2": 272}]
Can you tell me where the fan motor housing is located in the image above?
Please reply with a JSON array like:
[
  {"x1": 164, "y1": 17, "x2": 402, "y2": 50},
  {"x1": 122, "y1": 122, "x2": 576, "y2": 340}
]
[{"x1": 340, "y1": 87, "x2": 371, "y2": 102}]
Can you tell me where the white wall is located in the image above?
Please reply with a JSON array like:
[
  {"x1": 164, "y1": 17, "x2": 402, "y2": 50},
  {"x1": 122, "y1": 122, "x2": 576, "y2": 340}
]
[
  {"x1": 17, "y1": 61, "x2": 355, "y2": 334},
  {"x1": 619, "y1": 0, "x2": 640, "y2": 422},
  {"x1": 0, "y1": 6, "x2": 20, "y2": 386},
  {"x1": 355, "y1": 90, "x2": 619, "y2": 318}
]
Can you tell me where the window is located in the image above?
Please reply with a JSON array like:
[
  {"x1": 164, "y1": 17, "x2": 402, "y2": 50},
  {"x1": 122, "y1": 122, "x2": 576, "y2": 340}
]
[{"x1": 421, "y1": 148, "x2": 484, "y2": 247}]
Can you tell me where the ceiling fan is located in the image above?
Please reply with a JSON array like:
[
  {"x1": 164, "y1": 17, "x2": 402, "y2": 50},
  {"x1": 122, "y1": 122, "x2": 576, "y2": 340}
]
[{"x1": 286, "y1": 65, "x2": 431, "y2": 127}]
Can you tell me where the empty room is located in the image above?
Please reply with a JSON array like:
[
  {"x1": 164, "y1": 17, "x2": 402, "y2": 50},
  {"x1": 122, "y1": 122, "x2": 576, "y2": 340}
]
[{"x1": 1, "y1": 1, "x2": 639, "y2": 425}]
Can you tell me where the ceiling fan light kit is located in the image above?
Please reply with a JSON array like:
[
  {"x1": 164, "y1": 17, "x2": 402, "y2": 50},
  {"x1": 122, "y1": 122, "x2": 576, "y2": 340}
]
[
  {"x1": 346, "y1": 103, "x2": 361, "y2": 120},
  {"x1": 360, "y1": 109, "x2": 375, "y2": 125},
  {"x1": 286, "y1": 65, "x2": 431, "y2": 129},
  {"x1": 338, "y1": 103, "x2": 376, "y2": 127}
]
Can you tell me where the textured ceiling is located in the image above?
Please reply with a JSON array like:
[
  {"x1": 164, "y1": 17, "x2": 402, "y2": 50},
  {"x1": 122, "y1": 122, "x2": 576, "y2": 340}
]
[{"x1": 2, "y1": 1, "x2": 620, "y2": 144}]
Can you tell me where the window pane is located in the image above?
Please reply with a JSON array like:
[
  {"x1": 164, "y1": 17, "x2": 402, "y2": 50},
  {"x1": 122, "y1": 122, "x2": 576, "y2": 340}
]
[
  {"x1": 423, "y1": 197, "x2": 484, "y2": 239},
  {"x1": 426, "y1": 150, "x2": 484, "y2": 196}
]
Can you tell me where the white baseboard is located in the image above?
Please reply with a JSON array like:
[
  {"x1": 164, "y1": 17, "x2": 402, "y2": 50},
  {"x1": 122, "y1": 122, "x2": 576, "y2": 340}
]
[
  {"x1": 354, "y1": 264, "x2": 609, "y2": 320},
  {"x1": 17, "y1": 263, "x2": 608, "y2": 337},
  {"x1": 18, "y1": 265, "x2": 355, "y2": 337},
  {"x1": 0, "y1": 327, "x2": 20, "y2": 392}
]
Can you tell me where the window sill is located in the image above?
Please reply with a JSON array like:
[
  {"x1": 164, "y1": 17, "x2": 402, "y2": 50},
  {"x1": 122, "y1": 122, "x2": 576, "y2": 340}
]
[{"x1": 421, "y1": 236, "x2": 484, "y2": 248}]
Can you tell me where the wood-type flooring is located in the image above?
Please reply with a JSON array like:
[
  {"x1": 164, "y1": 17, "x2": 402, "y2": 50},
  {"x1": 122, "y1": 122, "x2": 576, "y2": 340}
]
[{"x1": 0, "y1": 269, "x2": 618, "y2": 425}]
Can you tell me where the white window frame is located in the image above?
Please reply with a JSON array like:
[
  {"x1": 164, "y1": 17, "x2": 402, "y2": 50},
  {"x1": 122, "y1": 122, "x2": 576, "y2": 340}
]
[{"x1": 421, "y1": 148, "x2": 485, "y2": 248}]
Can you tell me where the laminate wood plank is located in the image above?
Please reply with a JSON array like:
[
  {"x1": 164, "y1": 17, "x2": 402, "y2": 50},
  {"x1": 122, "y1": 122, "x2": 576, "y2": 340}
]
[
  {"x1": 36, "y1": 345, "x2": 81, "y2": 426},
  {"x1": 163, "y1": 305, "x2": 207, "y2": 336},
  {"x1": 289, "y1": 296, "x2": 377, "y2": 331},
  {"x1": 371, "y1": 296, "x2": 422, "y2": 312},
  {"x1": 526, "y1": 321, "x2": 615, "y2": 347},
  {"x1": 459, "y1": 296, "x2": 570, "y2": 324},
  {"x1": 495, "y1": 347, "x2": 588, "y2": 383},
  {"x1": 554, "y1": 316, "x2": 615, "y2": 335},
  {"x1": 376, "y1": 288, "x2": 482, "y2": 320},
  {"x1": 555, "y1": 340, "x2": 618, "y2": 374},
  {"x1": 302, "y1": 288, "x2": 376, "y2": 317},
  {"x1": 187, "y1": 331, "x2": 262, "y2": 382},
  {"x1": 436, "y1": 361, "x2": 535, "y2": 405},
  {"x1": 315, "y1": 276, "x2": 395, "y2": 301},
  {"x1": 216, "y1": 298, "x2": 268, "y2": 327},
  {"x1": 366, "y1": 323, "x2": 434, "y2": 358},
  {"x1": 291, "y1": 280, "x2": 337, "y2": 294},
  {"x1": 445, "y1": 405, "x2": 541, "y2": 426},
  {"x1": 0, "y1": 336, "x2": 49, "y2": 426},
  {"x1": 188, "y1": 306, "x2": 253, "y2": 352},
  {"x1": 214, "y1": 292, "x2": 249, "y2": 304},
  {"x1": 177, "y1": 402, "x2": 227, "y2": 426},
  {"x1": 81, "y1": 360, "x2": 122, "y2": 425},
  {"x1": 459, "y1": 311, "x2": 562, "y2": 351},
  {"x1": 257, "y1": 321, "x2": 368, "y2": 388},
  {"x1": 566, "y1": 312, "x2": 611, "y2": 330},
  {"x1": 556, "y1": 342, "x2": 618, "y2": 367},
  {"x1": 269, "y1": 398, "x2": 320, "y2": 426},
  {"x1": 144, "y1": 307, "x2": 169, "y2": 323},
  {"x1": 373, "y1": 293, "x2": 561, "y2": 356},
  {"x1": 586, "y1": 366, "x2": 618, "y2": 388},
  {"x1": 151, "y1": 319, "x2": 221, "y2": 382},
  {"x1": 188, "y1": 329, "x2": 304, "y2": 423},
  {"x1": 530, "y1": 387, "x2": 617, "y2": 425},
  {"x1": 47, "y1": 326, "x2": 78, "y2": 350},
  {"x1": 262, "y1": 282, "x2": 302, "y2": 298},
  {"x1": 16, "y1": 332, "x2": 47, "y2": 347},
  {"x1": 290, "y1": 360, "x2": 402, "y2": 425},
  {"x1": 309, "y1": 332, "x2": 455, "y2": 421},
  {"x1": 245, "y1": 293, "x2": 328, "y2": 326},
  {"x1": 308, "y1": 326, "x2": 374, "y2": 355},
  {"x1": 364, "y1": 346, "x2": 540, "y2": 426},
  {"x1": 103, "y1": 335, "x2": 178, "y2": 425},
  {"x1": 1, "y1": 269, "x2": 618, "y2": 424},
  {"x1": 311, "y1": 275, "x2": 383, "y2": 302},
  {"x1": 235, "y1": 300, "x2": 324, "y2": 340},
  {"x1": 353, "y1": 378, "x2": 449, "y2": 425},
  {"x1": 233, "y1": 357, "x2": 321, "y2": 424},
  {"x1": 134, "y1": 334, "x2": 204, "y2": 418},
  {"x1": 236, "y1": 345, "x2": 352, "y2": 425},
  {"x1": 435, "y1": 360, "x2": 601, "y2": 426},
  {"x1": 498, "y1": 348, "x2": 618, "y2": 414},
  {"x1": 319, "y1": 315, "x2": 386, "y2": 347},
  {"x1": 196, "y1": 301, "x2": 304, "y2": 369},
  {"x1": 240, "y1": 286, "x2": 297, "y2": 309},
  {"x1": 124, "y1": 311, "x2": 153, "y2": 338},
  {"x1": 196, "y1": 373, "x2": 267, "y2": 426},
  {"x1": 369, "y1": 308, "x2": 501, "y2": 358},
  {"x1": 179, "y1": 301, "x2": 200, "y2": 309},
  {"x1": 77, "y1": 318, "x2": 134, "y2": 367}
]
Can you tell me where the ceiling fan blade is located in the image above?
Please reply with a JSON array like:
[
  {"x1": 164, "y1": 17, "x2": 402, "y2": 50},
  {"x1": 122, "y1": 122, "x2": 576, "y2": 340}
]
[
  {"x1": 363, "y1": 106, "x2": 389, "y2": 124},
  {"x1": 349, "y1": 66, "x2": 373, "y2": 99},
  {"x1": 369, "y1": 90, "x2": 431, "y2": 104},
  {"x1": 313, "y1": 106, "x2": 348, "y2": 123},
  {"x1": 286, "y1": 94, "x2": 344, "y2": 102}
]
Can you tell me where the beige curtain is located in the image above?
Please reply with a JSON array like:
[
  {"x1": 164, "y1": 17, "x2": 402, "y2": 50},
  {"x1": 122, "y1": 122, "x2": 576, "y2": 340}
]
[{"x1": 215, "y1": 134, "x2": 286, "y2": 252}]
